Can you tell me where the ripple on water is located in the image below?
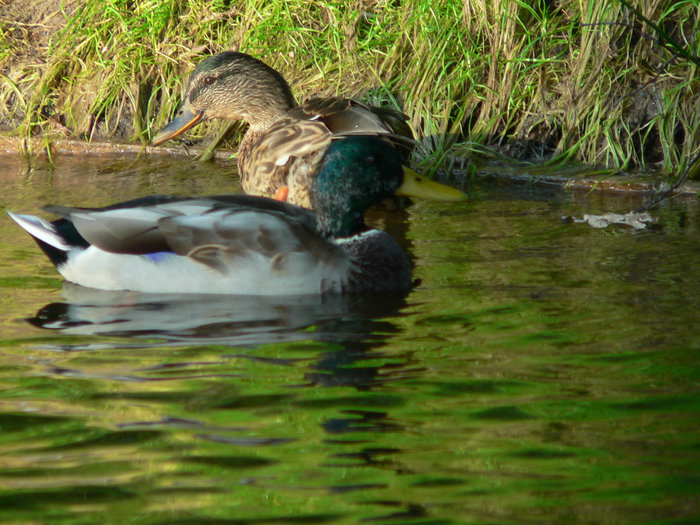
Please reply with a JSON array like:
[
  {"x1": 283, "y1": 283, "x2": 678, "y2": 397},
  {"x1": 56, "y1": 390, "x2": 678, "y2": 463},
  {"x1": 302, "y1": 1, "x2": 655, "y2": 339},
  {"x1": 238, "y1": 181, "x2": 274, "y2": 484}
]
[{"x1": 0, "y1": 156, "x2": 698, "y2": 524}]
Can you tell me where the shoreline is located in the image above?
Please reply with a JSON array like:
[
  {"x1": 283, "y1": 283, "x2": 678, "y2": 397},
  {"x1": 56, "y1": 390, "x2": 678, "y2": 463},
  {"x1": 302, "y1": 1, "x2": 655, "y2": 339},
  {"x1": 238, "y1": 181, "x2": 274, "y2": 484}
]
[{"x1": 2, "y1": 134, "x2": 696, "y2": 197}]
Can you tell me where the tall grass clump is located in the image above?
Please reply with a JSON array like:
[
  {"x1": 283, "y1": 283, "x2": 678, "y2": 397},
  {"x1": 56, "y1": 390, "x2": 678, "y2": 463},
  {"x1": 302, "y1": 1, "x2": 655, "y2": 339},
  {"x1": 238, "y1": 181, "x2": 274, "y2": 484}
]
[{"x1": 0, "y1": 0, "x2": 697, "y2": 178}]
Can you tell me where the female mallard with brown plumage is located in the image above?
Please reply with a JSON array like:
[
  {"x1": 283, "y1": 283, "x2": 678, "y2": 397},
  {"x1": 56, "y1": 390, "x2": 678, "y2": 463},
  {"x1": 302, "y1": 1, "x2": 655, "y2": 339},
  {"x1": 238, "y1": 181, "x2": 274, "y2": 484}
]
[{"x1": 151, "y1": 51, "x2": 415, "y2": 209}]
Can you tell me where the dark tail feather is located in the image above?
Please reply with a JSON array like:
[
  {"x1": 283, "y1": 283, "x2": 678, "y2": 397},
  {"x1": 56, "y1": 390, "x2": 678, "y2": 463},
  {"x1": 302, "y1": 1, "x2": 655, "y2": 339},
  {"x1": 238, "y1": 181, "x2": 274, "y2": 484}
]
[{"x1": 7, "y1": 212, "x2": 88, "y2": 268}]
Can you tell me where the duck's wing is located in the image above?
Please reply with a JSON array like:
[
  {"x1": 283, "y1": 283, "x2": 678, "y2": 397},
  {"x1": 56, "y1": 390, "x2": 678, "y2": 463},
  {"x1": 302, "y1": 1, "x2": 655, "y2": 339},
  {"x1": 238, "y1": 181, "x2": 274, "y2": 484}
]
[
  {"x1": 367, "y1": 105, "x2": 415, "y2": 144},
  {"x1": 240, "y1": 117, "x2": 332, "y2": 201},
  {"x1": 155, "y1": 206, "x2": 338, "y2": 276},
  {"x1": 19, "y1": 196, "x2": 351, "y2": 295},
  {"x1": 244, "y1": 118, "x2": 332, "y2": 173},
  {"x1": 300, "y1": 97, "x2": 414, "y2": 144},
  {"x1": 50, "y1": 196, "x2": 317, "y2": 257}
]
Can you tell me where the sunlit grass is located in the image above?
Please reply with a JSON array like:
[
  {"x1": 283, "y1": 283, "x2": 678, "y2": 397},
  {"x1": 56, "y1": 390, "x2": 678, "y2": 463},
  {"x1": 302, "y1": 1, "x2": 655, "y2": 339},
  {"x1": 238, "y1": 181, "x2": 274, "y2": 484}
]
[{"x1": 0, "y1": 0, "x2": 697, "y2": 179}]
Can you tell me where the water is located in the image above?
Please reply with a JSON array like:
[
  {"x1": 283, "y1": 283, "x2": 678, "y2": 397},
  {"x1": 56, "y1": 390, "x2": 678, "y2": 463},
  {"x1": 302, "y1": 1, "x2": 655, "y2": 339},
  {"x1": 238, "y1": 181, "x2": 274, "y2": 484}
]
[{"x1": 0, "y1": 153, "x2": 698, "y2": 524}]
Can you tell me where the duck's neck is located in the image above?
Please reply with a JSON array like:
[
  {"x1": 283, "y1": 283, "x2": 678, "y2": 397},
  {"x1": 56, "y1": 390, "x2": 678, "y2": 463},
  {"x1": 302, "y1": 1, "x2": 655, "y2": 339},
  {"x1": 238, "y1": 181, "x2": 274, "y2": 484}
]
[
  {"x1": 246, "y1": 102, "x2": 293, "y2": 133},
  {"x1": 236, "y1": 93, "x2": 295, "y2": 174},
  {"x1": 241, "y1": 75, "x2": 297, "y2": 133},
  {"x1": 237, "y1": 130, "x2": 258, "y2": 175}
]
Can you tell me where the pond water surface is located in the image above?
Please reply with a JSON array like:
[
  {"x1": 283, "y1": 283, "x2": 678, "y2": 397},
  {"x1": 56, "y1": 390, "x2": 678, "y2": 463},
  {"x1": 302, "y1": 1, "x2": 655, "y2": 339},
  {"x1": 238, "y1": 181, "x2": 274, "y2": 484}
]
[{"x1": 0, "y1": 153, "x2": 698, "y2": 524}]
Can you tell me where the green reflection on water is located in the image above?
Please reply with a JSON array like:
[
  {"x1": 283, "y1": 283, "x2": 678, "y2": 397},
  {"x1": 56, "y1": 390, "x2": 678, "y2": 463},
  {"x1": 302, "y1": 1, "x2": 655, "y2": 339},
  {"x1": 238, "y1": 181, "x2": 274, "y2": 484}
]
[{"x1": 0, "y1": 154, "x2": 698, "y2": 524}]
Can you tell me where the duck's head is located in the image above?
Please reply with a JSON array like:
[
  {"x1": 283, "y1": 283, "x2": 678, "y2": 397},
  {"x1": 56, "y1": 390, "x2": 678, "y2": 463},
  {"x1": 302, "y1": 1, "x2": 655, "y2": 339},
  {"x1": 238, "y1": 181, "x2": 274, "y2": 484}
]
[
  {"x1": 312, "y1": 137, "x2": 466, "y2": 238},
  {"x1": 152, "y1": 52, "x2": 296, "y2": 146}
]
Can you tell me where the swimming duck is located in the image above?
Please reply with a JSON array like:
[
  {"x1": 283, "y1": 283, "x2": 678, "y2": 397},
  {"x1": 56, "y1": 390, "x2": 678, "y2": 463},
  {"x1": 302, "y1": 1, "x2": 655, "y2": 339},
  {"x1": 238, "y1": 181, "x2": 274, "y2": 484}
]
[
  {"x1": 151, "y1": 51, "x2": 414, "y2": 208},
  {"x1": 9, "y1": 137, "x2": 465, "y2": 295}
]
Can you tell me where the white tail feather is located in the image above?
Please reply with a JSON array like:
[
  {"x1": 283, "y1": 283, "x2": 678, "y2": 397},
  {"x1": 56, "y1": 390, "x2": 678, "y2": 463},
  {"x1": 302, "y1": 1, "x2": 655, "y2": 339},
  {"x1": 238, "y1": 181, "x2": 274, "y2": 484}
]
[{"x1": 7, "y1": 211, "x2": 73, "y2": 251}]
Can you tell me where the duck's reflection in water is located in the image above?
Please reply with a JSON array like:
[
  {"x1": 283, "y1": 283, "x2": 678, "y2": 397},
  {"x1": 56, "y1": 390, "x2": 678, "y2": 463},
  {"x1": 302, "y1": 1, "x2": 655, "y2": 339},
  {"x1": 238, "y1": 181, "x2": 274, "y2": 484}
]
[{"x1": 29, "y1": 282, "x2": 408, "y2": 350}]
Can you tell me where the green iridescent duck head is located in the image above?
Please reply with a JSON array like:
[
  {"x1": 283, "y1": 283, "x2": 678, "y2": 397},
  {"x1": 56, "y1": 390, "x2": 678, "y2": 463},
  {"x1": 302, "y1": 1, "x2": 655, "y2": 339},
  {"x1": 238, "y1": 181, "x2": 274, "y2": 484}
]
[{"x1": 311, "y1": 136, "x2": 466, "y2": 238}]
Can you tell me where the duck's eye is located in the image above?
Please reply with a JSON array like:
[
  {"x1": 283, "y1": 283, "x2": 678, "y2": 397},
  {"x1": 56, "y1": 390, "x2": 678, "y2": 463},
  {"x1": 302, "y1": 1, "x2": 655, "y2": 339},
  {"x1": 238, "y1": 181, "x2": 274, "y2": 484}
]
[{"x1": 203, "y1": 76, "x2": 216, "y2": 85}]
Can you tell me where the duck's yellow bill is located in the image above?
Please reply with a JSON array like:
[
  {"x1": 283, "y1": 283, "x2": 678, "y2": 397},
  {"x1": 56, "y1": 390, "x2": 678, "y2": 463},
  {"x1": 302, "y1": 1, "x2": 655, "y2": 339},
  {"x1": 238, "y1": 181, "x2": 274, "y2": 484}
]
[
  {"x1": 151, "y1": 101, "x2": 203, "y2": 146},
  {"x1": 398, "y1": 167, "x2": 467, "y2": 201}
]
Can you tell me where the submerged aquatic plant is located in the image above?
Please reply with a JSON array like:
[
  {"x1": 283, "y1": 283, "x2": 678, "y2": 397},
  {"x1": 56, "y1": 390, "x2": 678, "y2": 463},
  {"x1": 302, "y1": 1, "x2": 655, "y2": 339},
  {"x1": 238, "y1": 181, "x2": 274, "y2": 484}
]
[{"x1": 0, "y1": 0, "x2": 697, "y2": 178}]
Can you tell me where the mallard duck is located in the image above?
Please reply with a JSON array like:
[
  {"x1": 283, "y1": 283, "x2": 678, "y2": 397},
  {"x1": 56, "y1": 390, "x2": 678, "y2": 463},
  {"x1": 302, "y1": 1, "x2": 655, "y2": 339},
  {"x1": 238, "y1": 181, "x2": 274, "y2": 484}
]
[
  {"x1": 151, "y1": 51, "x2": 414, "y2": 208},
  {"x1": 9, "y1": 137, "x2": 465, "y2": 295}
]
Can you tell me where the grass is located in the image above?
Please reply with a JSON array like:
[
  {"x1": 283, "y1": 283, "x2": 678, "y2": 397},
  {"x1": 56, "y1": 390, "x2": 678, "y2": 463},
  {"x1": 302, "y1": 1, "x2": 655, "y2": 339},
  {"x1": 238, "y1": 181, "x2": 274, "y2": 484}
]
[{"x1": 0, "y1": 0, "x2": 697, "y2": 179}]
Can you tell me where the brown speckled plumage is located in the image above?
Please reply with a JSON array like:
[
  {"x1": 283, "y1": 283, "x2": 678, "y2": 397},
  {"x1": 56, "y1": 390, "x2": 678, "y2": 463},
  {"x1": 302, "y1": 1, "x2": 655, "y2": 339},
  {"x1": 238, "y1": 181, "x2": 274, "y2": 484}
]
[{"x1": 154, "y1": 52, "x2": 414, "y2": 209}]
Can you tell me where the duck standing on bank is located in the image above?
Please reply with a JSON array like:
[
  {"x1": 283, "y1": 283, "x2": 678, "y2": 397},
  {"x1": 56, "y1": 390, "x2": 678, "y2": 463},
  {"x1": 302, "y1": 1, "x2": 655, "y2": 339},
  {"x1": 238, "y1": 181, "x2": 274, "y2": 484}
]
[
  {"x1": 151, "y1": 51, "x2": 414, "y2": 209},
  {"x1": 9, "y1": 137, "x2": 465, "y2": 295}
]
